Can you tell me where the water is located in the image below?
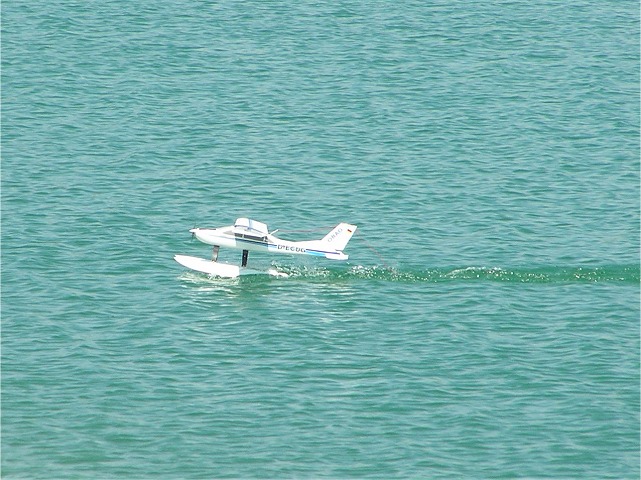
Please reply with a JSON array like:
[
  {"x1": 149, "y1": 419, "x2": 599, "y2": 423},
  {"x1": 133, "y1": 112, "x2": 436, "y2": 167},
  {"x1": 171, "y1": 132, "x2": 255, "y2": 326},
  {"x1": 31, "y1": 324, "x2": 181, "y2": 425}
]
[{"x1": 2, "y1": 1, "x2": 639, "y2": 478}]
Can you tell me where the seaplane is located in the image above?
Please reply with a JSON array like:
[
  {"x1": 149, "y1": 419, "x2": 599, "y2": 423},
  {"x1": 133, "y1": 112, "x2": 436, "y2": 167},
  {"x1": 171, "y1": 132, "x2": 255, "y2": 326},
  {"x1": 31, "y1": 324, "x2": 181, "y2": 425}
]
[{"x1": 174, "y1": 218, "x2": 357, "y2": 278}]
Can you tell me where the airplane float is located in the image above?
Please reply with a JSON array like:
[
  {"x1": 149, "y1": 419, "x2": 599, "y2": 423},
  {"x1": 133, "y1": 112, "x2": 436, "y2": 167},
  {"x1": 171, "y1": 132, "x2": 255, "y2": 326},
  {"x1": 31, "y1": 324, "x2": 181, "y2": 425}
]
[{"x1": 174, "y1": 218, "x2": 357, "y2": 278}]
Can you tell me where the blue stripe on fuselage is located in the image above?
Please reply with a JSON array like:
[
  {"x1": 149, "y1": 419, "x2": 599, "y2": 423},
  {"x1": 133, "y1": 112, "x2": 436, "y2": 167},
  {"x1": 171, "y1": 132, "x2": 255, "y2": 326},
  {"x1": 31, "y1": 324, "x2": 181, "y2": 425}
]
[{"x1": 233, "y1": 236, "x2": 334, "y2": 256}]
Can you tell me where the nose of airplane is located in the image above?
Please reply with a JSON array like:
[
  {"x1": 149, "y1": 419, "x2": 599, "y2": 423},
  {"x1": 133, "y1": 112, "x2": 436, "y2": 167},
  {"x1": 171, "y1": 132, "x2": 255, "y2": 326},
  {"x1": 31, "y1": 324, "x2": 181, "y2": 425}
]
[{"x1": 188, "y1": 227, "x2": 219, "y2": 246}]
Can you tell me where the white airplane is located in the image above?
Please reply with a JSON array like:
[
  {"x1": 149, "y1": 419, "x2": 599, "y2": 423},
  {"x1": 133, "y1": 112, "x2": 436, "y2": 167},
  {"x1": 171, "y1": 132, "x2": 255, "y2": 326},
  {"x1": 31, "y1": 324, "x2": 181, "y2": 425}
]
[{"x1": 174, "y1": 218, "x2": 357, "y2": 278}]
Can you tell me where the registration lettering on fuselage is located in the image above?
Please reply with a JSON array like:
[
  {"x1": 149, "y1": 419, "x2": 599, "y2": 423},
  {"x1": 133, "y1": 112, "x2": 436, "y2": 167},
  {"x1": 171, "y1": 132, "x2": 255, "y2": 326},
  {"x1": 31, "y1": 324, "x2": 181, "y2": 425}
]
[{"x1": 277, "y1": 245, "x2": 307, "y2": 253}]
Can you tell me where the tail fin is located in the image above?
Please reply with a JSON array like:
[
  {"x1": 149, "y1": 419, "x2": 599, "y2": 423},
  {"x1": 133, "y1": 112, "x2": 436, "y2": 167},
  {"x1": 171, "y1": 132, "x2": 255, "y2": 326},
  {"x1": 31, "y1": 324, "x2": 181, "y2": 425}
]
[{"x1": 321, "y1": 223, "x2": 357, "y2": 252}]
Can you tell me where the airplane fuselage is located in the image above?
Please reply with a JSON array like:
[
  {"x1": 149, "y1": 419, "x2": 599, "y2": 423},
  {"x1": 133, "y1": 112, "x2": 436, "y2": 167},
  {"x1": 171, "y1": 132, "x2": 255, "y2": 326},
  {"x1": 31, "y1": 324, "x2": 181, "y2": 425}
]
[{"x1": 190, "y1": 227, "x2": 350, "y2": 260}]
